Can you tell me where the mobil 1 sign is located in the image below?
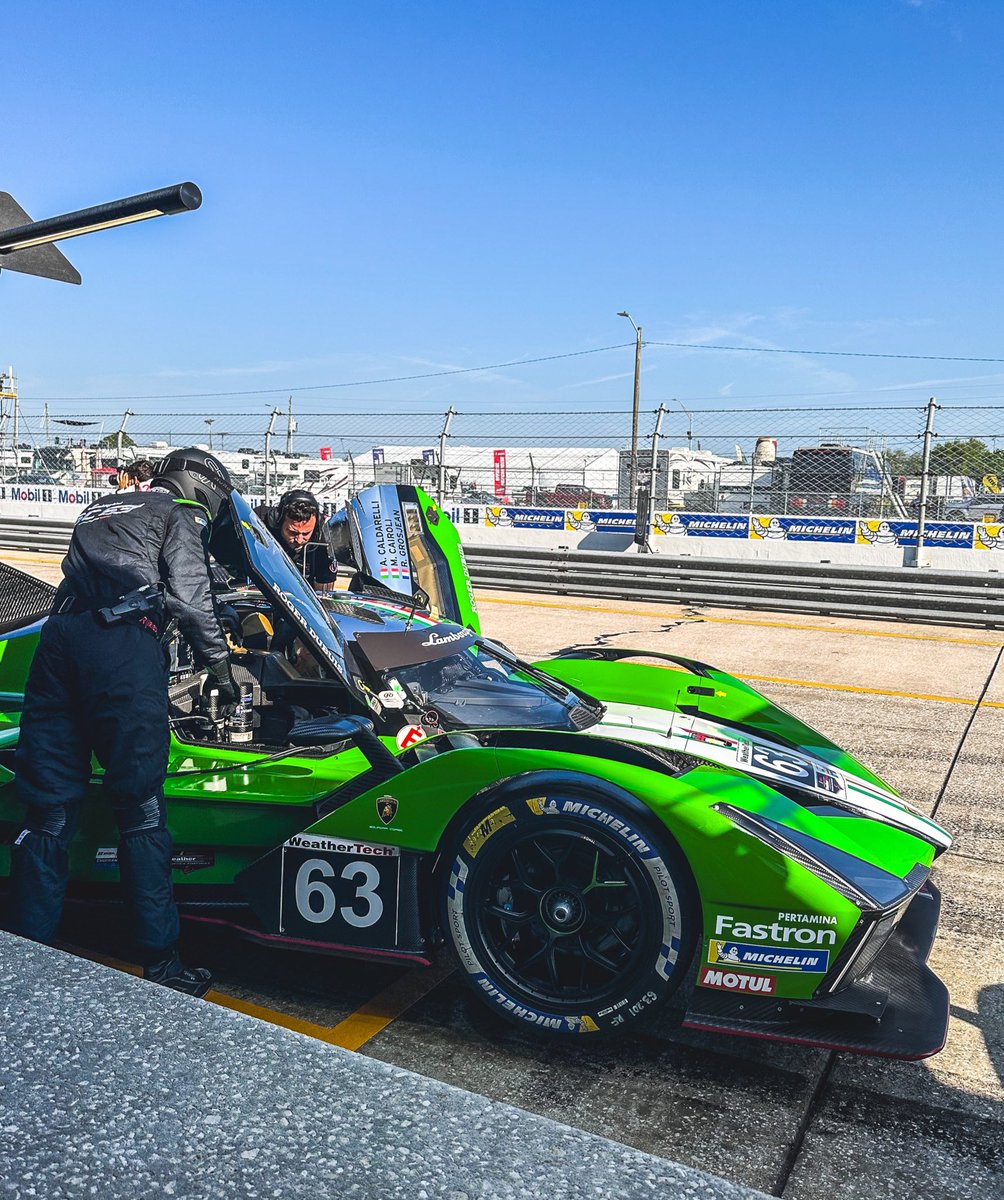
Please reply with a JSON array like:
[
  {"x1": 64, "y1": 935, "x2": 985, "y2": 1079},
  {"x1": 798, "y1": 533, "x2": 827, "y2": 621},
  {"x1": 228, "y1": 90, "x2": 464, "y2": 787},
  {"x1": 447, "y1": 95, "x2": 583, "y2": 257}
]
[{"x1": 279, "y1": 834, "x2": 400, "y2": 945}]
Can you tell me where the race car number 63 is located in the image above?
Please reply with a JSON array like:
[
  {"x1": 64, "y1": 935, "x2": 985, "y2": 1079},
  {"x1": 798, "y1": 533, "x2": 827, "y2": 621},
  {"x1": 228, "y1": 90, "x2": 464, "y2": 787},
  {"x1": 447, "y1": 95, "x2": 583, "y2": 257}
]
[{"x1": 294, "y1": 857, "x2": 383, "y2": 928}]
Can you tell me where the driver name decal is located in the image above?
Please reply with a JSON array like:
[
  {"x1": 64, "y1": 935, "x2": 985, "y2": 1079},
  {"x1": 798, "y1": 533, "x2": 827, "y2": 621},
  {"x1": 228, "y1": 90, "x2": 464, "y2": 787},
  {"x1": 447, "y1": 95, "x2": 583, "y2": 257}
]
[{"x1": 369, "y1": 492, "x2": 411, "y2": 584}]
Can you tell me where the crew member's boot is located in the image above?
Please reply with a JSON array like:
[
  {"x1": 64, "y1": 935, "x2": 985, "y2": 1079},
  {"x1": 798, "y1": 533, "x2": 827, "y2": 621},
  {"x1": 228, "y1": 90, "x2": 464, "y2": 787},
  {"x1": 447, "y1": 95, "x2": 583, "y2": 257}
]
[{"x1": 144, "y1": 952, "x2": 213, "y2": 998}]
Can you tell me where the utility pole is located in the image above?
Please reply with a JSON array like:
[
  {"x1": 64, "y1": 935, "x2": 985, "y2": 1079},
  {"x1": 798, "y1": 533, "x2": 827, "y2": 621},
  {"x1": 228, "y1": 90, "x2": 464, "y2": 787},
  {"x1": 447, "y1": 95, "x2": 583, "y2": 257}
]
[
  {"x1": 914, "y1": 396, "x2": 939, "y2": 567},
  {"x1": 437, "y1": 407, "x2": 456, "y2": 507},
  {"x1": 286, "y1": 395, "x2": 294, "y2": 456},
  {"x1": 264, "y1": 408, "x2": 281, "y2": 504},
  {"x1": 618, "y1": 312, "x2": 643, "y2": 504},
  {"x1": 116, "y1": 409, "x2": 134, "y2": 465}
]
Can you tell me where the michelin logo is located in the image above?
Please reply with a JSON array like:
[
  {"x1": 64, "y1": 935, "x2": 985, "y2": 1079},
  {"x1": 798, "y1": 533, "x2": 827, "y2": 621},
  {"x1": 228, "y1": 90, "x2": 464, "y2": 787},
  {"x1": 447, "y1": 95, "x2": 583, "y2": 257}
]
[{"x1": 708, "y1": 939, "x2": 829, "y2": 973}]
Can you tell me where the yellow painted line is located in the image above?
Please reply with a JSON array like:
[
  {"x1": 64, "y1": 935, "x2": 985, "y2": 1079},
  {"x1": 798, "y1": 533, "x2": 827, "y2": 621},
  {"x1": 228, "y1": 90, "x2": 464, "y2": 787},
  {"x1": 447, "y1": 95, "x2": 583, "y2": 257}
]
[
  {"x1": 479, "y1": 592, "x2": 1004, "y2": 648},
  {"x1": 0, "y1": 551, "x2": 63, "y2": 565},
  {"x1": 204, "y1": 989, "x2": 373, "y2": 1046},
  {"x1": 326, "y1": 959, "x2": 456, "y2": 1051},
  {"x1": 61, "y1": 942, "x2": 454, "y2": 1052},
  {"x1": 739, "y1": 672, "x2": 1004, "y2": 708}
]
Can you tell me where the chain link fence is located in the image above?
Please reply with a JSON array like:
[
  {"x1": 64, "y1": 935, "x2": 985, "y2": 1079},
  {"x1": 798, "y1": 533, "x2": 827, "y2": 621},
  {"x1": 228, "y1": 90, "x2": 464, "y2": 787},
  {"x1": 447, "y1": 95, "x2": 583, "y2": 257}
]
[{"x1": 1, "y1": 389, "x2": 1002, "y2": 527}]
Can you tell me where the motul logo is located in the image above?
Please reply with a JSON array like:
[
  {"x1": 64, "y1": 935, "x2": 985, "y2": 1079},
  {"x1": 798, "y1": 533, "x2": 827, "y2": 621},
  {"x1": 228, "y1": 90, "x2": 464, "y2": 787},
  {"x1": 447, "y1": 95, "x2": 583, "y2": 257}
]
[{"x1": 699, "y1": 966, "x2": 775, "y2": 994}]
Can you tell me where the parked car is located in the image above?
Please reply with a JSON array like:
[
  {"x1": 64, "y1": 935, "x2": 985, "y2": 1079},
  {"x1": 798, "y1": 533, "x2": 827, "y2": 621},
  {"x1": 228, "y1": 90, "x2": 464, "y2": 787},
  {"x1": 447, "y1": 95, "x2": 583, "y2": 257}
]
[{"x1": 941, "y1": 492, "x2": 1004, "y2": 522}]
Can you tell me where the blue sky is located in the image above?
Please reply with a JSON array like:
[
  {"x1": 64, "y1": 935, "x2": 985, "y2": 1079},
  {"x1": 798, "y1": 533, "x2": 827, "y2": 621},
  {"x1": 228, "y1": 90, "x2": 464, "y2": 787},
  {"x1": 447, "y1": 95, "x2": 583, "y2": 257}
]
[{"x1": 4, "y1": 1, "x2": 1003, "y2": 447}]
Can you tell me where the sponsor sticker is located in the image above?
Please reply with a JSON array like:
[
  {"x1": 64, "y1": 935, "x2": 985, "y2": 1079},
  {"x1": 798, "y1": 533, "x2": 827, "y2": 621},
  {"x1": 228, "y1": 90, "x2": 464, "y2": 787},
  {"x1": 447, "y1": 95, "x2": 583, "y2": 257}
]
[
  {"x1": 708, "y1": 939, "x2": 829, "y2": 973},
  {"x1": 95, "y1": 847, "x2": 216, "y2": 872},
  {"x1": 699, "y1": 966, "x2": 776, "y2": 994},
  {"x1": 462, "y1": 806, "x2": 516, "y2": 857},
  {"x1": 714, "y1": 913, "x2": 837, "y2": 945},
  {"x1": 396, "y1": 723, "x2": 428, "y2": 749},
  {"x1": 283, "y1": 833, "x2": 399, "y2": 857}
]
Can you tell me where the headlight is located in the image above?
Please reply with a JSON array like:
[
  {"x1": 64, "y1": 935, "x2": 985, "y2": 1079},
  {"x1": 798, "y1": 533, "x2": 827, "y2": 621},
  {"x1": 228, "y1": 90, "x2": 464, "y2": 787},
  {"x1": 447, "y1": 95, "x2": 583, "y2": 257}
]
[{"x1": 711, "y1": 803, "x2": 930, "y2": 911}]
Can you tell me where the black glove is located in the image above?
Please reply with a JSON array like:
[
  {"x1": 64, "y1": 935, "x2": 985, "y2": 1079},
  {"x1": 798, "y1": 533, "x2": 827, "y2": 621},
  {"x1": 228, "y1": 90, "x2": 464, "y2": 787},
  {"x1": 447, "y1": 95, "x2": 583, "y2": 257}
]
[{"x1": 202, "y1": 657, "x2": 239, "y2": 706}]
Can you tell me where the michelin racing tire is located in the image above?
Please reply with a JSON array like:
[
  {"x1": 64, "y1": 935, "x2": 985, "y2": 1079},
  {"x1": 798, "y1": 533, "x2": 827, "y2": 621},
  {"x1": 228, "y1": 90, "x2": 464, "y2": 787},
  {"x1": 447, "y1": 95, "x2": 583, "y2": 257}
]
[{"x1": 441, "y1": 789, "x2": 694, "y2": 1036}]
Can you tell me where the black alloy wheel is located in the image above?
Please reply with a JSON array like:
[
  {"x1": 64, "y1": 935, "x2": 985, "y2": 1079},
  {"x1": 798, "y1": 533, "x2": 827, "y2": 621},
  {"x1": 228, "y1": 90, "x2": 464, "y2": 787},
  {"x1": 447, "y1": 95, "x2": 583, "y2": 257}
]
[{"x1": 442, "y1": 790, "x2": 694, "y2": 1036}]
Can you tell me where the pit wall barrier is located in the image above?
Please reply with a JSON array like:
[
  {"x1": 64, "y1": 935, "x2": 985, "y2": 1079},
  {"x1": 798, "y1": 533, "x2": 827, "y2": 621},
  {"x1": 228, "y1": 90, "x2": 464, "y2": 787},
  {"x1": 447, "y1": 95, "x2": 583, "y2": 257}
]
[{"x1": 2, "y1": 497, "x2": 1003, "y2": 572}]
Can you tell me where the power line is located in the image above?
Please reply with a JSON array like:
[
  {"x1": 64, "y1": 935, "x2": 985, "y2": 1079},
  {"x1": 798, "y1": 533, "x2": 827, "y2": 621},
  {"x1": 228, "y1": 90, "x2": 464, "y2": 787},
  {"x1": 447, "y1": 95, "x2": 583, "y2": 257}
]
[
  {"x1": 647, "y1": 341, "x2": 1004, "y2": 364},
  {"x1": 21, "y1": 343, "x2": 634, "y2": 402},
  {"x1": 20, "y1": 337, "x2": 1004, "y2": 404}
]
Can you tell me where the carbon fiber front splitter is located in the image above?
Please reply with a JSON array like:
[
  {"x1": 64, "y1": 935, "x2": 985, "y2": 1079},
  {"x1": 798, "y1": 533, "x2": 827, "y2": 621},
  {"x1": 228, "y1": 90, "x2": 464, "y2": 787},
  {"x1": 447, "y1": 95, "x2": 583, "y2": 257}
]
[{"x1": 682, "y1": 884, "x2": 949, "y2": 1060}]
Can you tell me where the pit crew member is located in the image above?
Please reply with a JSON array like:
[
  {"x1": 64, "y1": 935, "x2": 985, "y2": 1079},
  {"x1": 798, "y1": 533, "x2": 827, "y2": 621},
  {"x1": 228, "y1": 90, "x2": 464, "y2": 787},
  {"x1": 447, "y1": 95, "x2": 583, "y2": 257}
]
[{"x1": 7, "y1": 448, "x2": 238, "y2": 996}]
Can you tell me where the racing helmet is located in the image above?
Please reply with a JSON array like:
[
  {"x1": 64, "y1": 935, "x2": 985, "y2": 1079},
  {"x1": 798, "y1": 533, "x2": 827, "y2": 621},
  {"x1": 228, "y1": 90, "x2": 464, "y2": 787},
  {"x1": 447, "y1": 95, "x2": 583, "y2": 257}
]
[{"x1": 152, "y1": 447, "x2": 232, "y2": 520}]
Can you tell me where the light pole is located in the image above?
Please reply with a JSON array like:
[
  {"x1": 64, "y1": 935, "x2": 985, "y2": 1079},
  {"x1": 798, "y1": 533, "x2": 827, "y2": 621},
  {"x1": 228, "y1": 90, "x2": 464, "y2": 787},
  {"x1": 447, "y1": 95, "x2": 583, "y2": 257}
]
[
  {"x1": 204, "y1": 417, "x2": 215, "y2": 451},
  {"x1": 0, "y1": 182, "x2": 202, "y2": 285},
  {"x1": 618, "y1": 311, "x2": 643, "y2": 503},
  {"x1": 671, "y1": 398, "x2": 694, "y2": 451}
]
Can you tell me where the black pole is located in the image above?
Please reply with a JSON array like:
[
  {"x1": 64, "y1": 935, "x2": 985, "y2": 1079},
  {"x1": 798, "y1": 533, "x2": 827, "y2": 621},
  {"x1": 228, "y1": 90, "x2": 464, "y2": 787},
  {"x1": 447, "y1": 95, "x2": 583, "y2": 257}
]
[{"x1": 0, "y1": 183, "x2": 202, "y2": 253}]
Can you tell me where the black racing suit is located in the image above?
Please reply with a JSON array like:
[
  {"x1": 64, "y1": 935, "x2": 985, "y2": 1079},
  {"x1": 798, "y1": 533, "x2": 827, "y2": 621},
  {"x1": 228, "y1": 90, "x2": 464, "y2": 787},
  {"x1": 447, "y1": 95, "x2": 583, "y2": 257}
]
[{"x1": 9, "y1": 488, "x2": 229, "y2": 963}]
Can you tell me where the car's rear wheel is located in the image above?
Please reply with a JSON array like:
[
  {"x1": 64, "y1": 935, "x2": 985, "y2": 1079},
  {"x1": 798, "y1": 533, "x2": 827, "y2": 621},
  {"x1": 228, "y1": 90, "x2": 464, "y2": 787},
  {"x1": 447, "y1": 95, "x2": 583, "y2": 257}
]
[{"x1": 441, "y1": 789, "x2": 694, "y2": 1035}]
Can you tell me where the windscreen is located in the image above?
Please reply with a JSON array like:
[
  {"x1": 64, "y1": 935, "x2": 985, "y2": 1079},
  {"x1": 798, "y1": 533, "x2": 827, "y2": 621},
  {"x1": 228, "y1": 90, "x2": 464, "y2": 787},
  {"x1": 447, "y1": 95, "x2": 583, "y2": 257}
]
[{"x1": 354, "y1": 627, "x2": 599, "y2": 731}]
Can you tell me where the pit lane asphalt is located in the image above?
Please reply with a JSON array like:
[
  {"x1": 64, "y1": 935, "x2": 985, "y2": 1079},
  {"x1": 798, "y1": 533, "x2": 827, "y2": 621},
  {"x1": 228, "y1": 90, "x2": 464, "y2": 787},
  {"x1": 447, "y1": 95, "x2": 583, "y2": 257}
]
[{"x1": 5, "y1": 553, "x2": 1003, "y2": 1199}]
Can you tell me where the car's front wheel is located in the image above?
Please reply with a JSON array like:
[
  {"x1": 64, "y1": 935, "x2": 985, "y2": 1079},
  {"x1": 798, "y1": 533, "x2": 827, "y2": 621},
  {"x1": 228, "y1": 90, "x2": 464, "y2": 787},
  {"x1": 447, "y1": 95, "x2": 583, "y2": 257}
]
[{"x1": 441, "y1": 788, "x2": 695, "y2": 1036}]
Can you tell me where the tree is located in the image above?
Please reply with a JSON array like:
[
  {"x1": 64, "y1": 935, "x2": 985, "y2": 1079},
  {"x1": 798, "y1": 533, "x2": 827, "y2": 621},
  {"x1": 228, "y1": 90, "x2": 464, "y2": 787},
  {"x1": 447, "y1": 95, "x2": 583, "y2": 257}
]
[
  {"x1": 929, "y1": 438, "x2": 1004, "y2": 479},
  {"x1": 884, "y1": 447, "x2": 923, "y2": 476},
  {"x1": 96, "y1": 431, "x2": 135, "y2": 449}
]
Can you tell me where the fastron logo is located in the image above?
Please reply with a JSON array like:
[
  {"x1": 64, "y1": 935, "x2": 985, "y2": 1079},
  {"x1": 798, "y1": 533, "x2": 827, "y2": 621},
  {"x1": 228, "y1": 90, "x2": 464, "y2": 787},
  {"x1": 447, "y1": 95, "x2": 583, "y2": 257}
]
[
  {"x1": 714, "y1": 914, "x2": 837, "y2": 946},
  {"x1": 699, "y1": 966, "x2": 775, "y2": 994}
]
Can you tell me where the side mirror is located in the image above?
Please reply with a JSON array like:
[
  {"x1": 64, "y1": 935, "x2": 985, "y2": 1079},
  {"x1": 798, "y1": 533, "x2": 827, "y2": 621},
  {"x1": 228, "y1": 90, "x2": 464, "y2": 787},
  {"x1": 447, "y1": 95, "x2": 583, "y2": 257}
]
[
  {"x1": 288, "y1": 713, "x2": 404, "y2": 779},
  {"x1": 288, "y1": 713, "x2": 375, "y2": 747}
]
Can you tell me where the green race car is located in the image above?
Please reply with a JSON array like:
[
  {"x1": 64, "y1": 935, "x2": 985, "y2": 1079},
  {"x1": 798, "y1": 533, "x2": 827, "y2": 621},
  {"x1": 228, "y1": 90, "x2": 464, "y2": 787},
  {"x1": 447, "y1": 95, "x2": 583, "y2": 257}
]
[{"x1": 0, "y1": 486, "x2": 951, "y2": 1057}]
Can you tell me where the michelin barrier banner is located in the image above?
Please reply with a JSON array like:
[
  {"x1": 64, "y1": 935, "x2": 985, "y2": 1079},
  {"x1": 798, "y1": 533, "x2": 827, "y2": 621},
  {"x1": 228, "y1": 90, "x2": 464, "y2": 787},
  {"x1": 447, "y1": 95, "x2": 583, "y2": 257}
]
[
  {"x1": 749, "y1": 516, "x2": 857, "y2": 544},
  {"x1": 654, "y1": 513, "x2": 749, "y2": 539},
  {"x1": 2, "y1": 492, "x2": 1002, "y2": 556},
  {"x1": 466, "y1": 505, "x2": 1003, "y2": 551}
]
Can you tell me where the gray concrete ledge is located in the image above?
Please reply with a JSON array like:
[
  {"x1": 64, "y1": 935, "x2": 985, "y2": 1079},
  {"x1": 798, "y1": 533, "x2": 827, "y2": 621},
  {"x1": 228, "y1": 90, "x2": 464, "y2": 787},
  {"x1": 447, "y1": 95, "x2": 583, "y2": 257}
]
[{"x1": 0, "y1": 933, "x2": 766, "y2": 1200}]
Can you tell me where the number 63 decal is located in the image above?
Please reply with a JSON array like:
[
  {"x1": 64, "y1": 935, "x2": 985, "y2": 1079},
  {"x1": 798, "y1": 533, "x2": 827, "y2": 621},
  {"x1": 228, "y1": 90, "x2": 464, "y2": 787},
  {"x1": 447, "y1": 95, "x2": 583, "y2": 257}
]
[{"x1": 295, "y1": 857, "x2": 384, "y2": 928}]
